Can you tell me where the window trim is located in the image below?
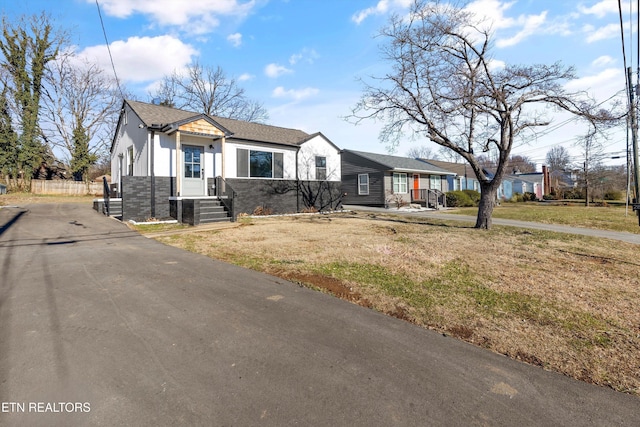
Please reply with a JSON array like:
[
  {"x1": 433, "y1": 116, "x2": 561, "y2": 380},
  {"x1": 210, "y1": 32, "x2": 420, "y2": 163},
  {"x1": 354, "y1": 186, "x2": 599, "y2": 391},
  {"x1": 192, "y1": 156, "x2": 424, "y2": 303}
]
[
  {"x1": 358, "y1": 173, "x2": 369, "y2": 195},
  {"x1": 127, "y1": 146, "x2": 134, "y2": 176},
  {"x1": 237, "y1": 148, "x2": 284, "y2": 179},
  {"x1": 393, "y1": 172, "x2": 407, "y2": 194},
  {"x1": 315, "y1": 156, "x2": 327, "y2": 181}
]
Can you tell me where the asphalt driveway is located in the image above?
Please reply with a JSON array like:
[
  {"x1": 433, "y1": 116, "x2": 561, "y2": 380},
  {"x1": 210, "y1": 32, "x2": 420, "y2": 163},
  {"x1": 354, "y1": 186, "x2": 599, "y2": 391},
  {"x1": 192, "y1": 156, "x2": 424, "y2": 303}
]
[{"x1": 0, "y1": 203, "x2": 638, "y2": 426}]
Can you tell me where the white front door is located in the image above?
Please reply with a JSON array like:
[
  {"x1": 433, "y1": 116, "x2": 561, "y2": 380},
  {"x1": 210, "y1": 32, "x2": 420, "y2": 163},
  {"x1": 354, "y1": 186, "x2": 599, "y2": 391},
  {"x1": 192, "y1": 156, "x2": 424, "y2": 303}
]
[{"x1": 182, "y1": 145, "x2": 205, "y2": 196}]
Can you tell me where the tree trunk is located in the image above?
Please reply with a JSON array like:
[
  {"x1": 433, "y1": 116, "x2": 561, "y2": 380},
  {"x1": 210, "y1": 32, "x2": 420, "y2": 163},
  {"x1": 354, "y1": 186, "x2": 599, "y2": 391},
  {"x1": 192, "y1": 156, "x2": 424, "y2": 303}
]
[{"x1": 475, "y1": 183, "x2": 498, "y2": 229}]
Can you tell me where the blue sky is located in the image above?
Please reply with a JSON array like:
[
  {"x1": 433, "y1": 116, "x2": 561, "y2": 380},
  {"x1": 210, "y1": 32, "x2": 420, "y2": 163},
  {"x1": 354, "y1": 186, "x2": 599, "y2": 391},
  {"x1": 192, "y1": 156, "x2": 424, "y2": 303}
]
[{"x1": 3, "y1": 0, "x2": 636, "y2": 168}]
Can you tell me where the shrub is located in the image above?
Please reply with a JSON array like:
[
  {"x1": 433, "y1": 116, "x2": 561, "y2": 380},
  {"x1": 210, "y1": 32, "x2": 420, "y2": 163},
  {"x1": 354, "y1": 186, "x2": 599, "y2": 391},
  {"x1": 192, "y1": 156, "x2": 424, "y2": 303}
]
[
  {"x1": 252, "y1": 205, "x2": 273, "y2": 216},
  {"x1": 446, "y1": 191, "x2": 475, "y2": 207},
  {"x1": 461, "y1": 189, "x2": 481, "y2": 204},
  {"x1": 604, "y1": 190, "x2": 623, "y2": 201}
]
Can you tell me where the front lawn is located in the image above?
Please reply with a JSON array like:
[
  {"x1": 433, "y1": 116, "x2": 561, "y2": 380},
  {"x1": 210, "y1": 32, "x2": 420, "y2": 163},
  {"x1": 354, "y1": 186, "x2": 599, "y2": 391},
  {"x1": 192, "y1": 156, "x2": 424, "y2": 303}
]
[
  {"x1": 155, "y1": 212, "x2": 640, "y2": 396},
  {"x1": 446, "y1": 202, "x2": 640, "y2": 233}
]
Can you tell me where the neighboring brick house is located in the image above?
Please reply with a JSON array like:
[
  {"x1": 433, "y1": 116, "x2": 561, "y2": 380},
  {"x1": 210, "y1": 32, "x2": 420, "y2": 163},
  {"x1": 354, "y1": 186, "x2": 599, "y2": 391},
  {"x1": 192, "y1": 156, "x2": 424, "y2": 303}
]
[{"x1": 105, "y1": 100, "x2": 342, "y2": 223}]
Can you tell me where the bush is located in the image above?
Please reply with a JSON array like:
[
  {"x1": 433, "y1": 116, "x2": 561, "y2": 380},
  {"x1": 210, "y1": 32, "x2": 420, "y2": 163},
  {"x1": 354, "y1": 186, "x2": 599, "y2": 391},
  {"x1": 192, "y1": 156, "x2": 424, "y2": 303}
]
[
  {"x1": 446, "y1": 191, "x2": 475, "y2": 207},
  {"x1": 604, "y1": 190, "x2": 624, "y2": 201},
  {"x1": 461, "y1": 189, "x2": 481, "y2": 204},
  {"x1": 510, "y1": 192, "x2": 537, "y2": 202}
]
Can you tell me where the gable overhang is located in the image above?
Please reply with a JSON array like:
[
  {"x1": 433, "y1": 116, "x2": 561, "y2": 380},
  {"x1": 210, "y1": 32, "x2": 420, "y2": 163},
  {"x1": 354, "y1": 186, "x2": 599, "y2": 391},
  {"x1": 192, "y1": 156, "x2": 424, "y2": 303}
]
[{"x1": 161, "y1": 115, "x2": 233, "y2": 139}]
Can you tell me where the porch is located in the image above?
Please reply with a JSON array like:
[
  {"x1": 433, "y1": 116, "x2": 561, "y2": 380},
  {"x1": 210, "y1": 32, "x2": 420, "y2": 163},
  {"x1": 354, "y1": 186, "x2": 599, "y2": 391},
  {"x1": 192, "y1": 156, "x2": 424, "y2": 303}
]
[{"x1": 410, "y1": 189, "x2": 447, "y2": 209}]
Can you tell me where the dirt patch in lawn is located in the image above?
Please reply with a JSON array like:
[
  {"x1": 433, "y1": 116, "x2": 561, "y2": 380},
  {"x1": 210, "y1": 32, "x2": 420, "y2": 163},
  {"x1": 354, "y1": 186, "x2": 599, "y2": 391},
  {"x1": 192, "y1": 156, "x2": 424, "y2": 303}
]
[{"x1": 156, "y1": 212, "x2": 640, "y2": 396}]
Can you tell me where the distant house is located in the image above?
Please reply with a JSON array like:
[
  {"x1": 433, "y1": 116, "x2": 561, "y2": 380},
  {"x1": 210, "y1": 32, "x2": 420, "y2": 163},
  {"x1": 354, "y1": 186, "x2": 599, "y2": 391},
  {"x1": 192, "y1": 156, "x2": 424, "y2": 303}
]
[
  {"x1": 341, "y1": 150, "x2": 455, "y2": 208},
  {"x1": 105, "y1": 100, "x2": 342, "y2": 223},
  {"x1": 422, "y1": 159, "x2": 481, "y2": 192},
  {"x1": 425, "y1": 160, "x2": 515, "y2": 201},
  {"x1": 510, "y1": 167, "x2": 550, "y2": 199}
]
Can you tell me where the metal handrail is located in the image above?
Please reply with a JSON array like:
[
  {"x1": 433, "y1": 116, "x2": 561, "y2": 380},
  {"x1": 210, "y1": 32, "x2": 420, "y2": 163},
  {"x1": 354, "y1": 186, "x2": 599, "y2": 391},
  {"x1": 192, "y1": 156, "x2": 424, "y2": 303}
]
[
  {"x1": 103, "y1": 176, "x2": 110, "y2": 216},
  {"x1": 213, "y1": 176, "x2": 237, "y2": 221}
]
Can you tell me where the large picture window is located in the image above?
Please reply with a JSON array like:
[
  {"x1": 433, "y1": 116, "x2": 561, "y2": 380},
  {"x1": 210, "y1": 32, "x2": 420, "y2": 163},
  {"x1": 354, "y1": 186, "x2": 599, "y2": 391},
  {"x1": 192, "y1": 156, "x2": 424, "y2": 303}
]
[
  {"x1": 358, "y1": 174, "x2": 369, "y2": 195},
  {"x1": 393, "y1": 172, "x2": 407, "y2": 193},
  {"x1": 237, "y1": 148, "x2": 284, "y2": 178}
]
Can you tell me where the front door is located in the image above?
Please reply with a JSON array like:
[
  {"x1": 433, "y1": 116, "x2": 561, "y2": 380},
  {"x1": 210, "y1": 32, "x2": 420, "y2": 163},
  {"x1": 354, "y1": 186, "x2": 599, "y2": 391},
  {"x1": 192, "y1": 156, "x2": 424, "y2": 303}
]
[
  {"x1": 413, "y1": 174, "x2": 420, "y2": 200},
  {"x1": 182, "y1": 145, "x2": 205, "y2": 196}
]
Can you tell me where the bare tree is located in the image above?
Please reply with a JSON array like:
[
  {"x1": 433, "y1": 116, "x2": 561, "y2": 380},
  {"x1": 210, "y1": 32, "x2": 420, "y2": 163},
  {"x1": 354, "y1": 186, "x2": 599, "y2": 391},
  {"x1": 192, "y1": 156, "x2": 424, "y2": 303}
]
[
  {"x1": 546, "y1": 146, "x2": 572, "y2": 172},
  {"x1": 508, "y1": 155, "x2": 537, "y2": 174},
  {"x1": 41, "y1": 51, "x2": 121, "y2": 181},
  {"x1": 406, "y1": 144, "x2": 437, "y2": 159},
  {"x1": 575, "y1": 130, "x2": 606, "y2": 207},
  {"x1": 349, "y1": 0, "x2": 615, "y2": 228},
  {"x1": 151, "y1": 62, "x2": 269, "y2": 123}
]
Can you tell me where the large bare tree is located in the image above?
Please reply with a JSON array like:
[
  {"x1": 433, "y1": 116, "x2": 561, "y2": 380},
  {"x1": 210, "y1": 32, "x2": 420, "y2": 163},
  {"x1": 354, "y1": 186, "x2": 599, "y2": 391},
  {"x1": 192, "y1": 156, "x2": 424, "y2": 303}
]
[
  {"x1": 151, "y1": 62, "x2": 269, "y2": 123},
  {"x1": 350, "y1": 0, "x2": 615, "y2": 228},
  {"x1": 40, "y1": 51, "x2": 121, "y2": 181}
]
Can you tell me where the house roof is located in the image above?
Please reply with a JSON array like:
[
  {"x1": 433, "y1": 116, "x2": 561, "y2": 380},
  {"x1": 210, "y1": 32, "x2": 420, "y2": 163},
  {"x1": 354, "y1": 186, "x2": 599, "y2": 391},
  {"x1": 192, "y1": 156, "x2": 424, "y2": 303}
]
[
  {"x1": 421, "y1": 159, "x2": 478, "y2": 179},
  {"x1": 344, "y1": 150, "x2": 455, "y2": 175},
  {"x1": 126, "y1": 100, "x2": 310, "y2": 146}
]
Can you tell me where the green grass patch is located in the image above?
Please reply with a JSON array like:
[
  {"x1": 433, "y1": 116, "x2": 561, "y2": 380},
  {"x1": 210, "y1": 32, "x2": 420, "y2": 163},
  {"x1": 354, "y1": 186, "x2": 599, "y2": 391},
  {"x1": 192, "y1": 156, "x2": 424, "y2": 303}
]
[
  {"x1": 312, "y1": 259, "x2": 613, "y2": 348},
  {"x1": 447, "y1": 203, "x2": 640, "y2": 233}
]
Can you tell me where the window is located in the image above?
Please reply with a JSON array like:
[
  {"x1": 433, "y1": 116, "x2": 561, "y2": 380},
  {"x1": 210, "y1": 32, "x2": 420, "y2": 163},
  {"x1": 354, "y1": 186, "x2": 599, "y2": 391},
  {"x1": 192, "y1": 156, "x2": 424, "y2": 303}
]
[
  {"x1": 430, "y1": 175, "x2": 442, "y2": 191},
  {"x1": 183, "y1": 146, "x2": 201, "y2": 178},
  {"x1": 358, "y1": 174, "x2": 369, "y2": 195},
  {"x1": 315, "y1": 156, "x2": 327, "y2": 180},
  {"x1": 127, "y1": 146, "x2": 134, "y2": 176},
  {"x1": 454, "y1": 177, "x2": 461, "y2": 191},
  {"x1": 237, "y1": 148, "x2": 284, "y2": 178},
  {"x1": 393, "y1": 173, "x2": 407, "y2": 193}
]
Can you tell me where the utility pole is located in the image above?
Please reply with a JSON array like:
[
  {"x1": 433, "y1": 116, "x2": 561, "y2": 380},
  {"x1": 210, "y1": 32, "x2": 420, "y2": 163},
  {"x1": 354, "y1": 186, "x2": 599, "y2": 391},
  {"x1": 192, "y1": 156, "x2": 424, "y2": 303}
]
[{"x1": 627, "y1": 67, "x2": 640, "y2": 224}]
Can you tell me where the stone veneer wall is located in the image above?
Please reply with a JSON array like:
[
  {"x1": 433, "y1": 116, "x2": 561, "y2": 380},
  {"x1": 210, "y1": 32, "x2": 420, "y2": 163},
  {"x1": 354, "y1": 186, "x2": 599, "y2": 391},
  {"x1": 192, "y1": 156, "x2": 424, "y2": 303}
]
[
  {"x1": 226, "y1": 179, "x2": 342, "y2": 216},
  {"x1": 121, "y1": 176, "x2": 176, "y2": 222}
]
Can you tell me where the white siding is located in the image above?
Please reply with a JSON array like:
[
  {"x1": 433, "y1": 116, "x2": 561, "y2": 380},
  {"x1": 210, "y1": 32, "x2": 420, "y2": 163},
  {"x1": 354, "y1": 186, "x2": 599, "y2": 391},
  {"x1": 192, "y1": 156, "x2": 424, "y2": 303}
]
[
  {"x1": 225, "y1": 141, "x2": 297, "y2": 179},
  {"x1": 297, "y1": 135, "x2": 341, "y2": 181}
]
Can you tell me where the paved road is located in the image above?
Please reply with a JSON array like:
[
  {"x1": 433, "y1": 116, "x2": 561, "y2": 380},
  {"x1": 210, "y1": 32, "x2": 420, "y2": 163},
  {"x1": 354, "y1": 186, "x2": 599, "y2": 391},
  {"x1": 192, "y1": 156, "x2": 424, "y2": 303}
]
[
  {"x1": 343, "y1": 205, "x2": 640, "y2": 245},
  {"x1": 0, "y1": 203, "x2": 638, "y2": 426}
]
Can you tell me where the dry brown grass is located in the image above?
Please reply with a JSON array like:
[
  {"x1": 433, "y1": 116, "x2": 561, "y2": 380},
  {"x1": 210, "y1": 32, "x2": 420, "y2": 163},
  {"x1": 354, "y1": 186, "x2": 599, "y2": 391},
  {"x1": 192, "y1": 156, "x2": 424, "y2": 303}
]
[{"x1": 155, "y1": 212, "x2": 640, "y2": 395}]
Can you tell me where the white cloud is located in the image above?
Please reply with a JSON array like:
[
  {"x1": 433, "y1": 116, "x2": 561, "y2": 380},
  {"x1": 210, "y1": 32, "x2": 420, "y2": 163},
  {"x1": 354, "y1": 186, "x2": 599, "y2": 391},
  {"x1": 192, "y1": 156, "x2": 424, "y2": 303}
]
[
  {"x1": 584, "y1": 22, "x2": 621, "y2": 43},
  {"x1": 289, "y1": 48, "x2": 319, "y2": 65},
  {"x1": 79, "y1": 35, "x2": 198, "y2": 83},
  {"x1": 496, "y1": 11, "x2": 547, "y2": 48},
  {"x1": 265, "y1": 63, "x2": 293, "y2": 78},
  {"x1": 351, "y1": 0, "x2": 412, "y2": 25},
  {"x1": 564, "y1": 68, "x2": 622, "y2": 97},
  {"x1": 90, "y1": 0, "x2": 257, "y2": 34},
  {"x1": 227, "y1": 33, "x2": 242, "y2": 47},
  {"x1": 272, "y1": 86, "x2": 319, "y2": 101},
  {"x1": 592, "y1": 55, "x2": 615, "y2": 67},
  {"x1": 578, "y1": 1, "x2": 627, "y2": 18},
  {"x1": 238, "y1": 73, "x2": 254, "y2": 81}
]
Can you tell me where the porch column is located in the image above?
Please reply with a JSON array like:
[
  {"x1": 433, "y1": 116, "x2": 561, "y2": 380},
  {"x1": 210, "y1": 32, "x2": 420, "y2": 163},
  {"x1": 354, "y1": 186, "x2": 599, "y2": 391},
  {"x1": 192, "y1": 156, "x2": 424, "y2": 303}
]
[
  {"x1": 176, "y1": 131, "x2": 181, "y2": 196},
  {"x1": 221, "y1": 136, "x2": 226, "y2": 179}
]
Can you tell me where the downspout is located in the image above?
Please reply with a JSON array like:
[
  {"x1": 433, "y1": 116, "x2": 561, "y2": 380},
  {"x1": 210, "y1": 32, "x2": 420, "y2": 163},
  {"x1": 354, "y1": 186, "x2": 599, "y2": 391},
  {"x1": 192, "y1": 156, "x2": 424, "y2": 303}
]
[
  {"x1": 295, "y1": 148, "x2": 300, "y2": 213},
  {"x1": 150, "y1": 130, "x2": 155, "y2": 218}
]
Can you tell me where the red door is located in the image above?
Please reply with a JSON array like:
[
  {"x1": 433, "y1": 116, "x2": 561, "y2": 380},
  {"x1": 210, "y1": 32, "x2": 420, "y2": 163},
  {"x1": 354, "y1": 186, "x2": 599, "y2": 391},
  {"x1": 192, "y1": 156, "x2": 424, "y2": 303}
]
[{"x1": 413, "y1": 174, "x2": 420, "y2": 200}]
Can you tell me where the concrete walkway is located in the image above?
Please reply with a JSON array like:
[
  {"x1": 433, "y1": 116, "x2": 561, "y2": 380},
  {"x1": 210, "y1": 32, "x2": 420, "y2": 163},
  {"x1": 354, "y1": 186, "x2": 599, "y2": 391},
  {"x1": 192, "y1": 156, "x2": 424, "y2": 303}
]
[
  {"x1": 343, "y1": 205, "x2": 640, "y2": 245},
  {"x1": 0, "y1": 203, "x2": 638, "y2": 426}
]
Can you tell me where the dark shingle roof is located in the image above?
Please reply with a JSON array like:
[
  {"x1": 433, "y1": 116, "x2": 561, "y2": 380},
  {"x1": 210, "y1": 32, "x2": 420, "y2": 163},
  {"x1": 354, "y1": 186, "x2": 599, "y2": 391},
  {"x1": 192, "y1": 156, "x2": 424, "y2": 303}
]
[
  {"x1": 126, "y1": 100, "x2": 310, "y2": 146},
  {"x1": 345, "y1": 150, "x2": 455, "y2": 175}
]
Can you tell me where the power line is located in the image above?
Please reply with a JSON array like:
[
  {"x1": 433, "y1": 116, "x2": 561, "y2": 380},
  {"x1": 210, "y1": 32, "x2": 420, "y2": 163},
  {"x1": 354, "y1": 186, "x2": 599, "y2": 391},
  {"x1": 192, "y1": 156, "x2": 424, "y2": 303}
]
[{"x1": 96, "y1": 0, "x2": 124, "y2": 100}]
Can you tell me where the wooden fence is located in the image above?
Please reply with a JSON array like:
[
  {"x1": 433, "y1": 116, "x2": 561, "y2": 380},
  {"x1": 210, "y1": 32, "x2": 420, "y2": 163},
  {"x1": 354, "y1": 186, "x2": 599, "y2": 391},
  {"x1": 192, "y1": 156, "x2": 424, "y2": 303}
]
[{"x1": 30, "y1": 180, "x2": 104, "y2": 196}]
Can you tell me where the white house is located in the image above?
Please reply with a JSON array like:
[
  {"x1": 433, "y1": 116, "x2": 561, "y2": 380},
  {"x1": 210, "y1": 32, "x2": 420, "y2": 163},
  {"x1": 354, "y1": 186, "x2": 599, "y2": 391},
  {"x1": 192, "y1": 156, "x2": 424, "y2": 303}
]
[{"x1": 108, "y1": 100, "x2": 342, "y2": 223}]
